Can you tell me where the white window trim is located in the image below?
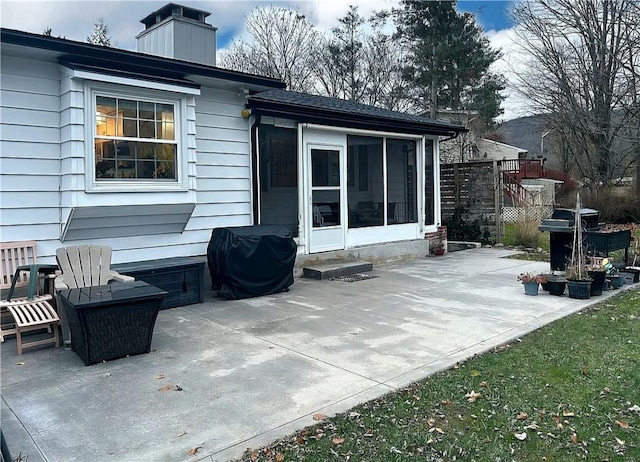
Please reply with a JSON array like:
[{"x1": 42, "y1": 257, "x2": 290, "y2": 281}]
[{"x1": 84, "y1": 82, "x2": 191, "y2": 193}]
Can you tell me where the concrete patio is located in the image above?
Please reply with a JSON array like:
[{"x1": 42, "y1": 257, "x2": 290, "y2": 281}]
[{"x1": 1, "y1": 248, "x2": 634, "y2": 462}]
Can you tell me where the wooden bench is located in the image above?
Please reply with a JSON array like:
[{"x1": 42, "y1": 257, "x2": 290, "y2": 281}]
[{"x1": 111, "y1": 257, "x2": 205, "y2": 310}]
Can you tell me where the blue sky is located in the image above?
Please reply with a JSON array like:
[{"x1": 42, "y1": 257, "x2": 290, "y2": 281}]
[{"x1": 458, "y1": 1, "x2": 513, "y2": 32}]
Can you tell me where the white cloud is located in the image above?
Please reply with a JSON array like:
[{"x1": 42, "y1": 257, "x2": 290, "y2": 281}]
[{"x1": 487, "y1": 26, "x2": 533, "y2": 121}]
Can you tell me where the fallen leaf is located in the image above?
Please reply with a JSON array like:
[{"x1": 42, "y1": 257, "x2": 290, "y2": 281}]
[
  {"x1": 276, "y1": 453, "x2": 284, "y2": 461},
  {"x1": 470, "y1": 369, "x2": 481, "y2": 377},
  {"x1": 312, "y1": 413, "x2": 326, "y2": 421},
  {"x1": 581, "y1": 366, "x2": 588, "y2": 376},
  {"x1": 514, "y1": 432, "x2": 527, "y2": 441},
  {"x1": 562, "y1": 410, "x2": 575, "y2": 417},
  {"x1": 187, "y1": 446, "x2": 202, "y2": 456},
  {"x1": 296, "y1": 435, "x2": 305, "y2": 445},
  {"x1": 156, "y1": 374, "x2": 165, "y2": 379},
  {"x1": 571, "y1": 433, "x2": 578, "y2": 444},
  {"x1": 426, "y1": 418, "x2": 435, "y2": 427},
  {"x1": 616, "y1": 420, "x2": 630, "y2": 429},
  {"x1": 348, "y1": 411, "x2": 361, "y2": 418},
  {"x1": 629, "y1": 404, "x2": 640, "y2": 413},
  {"x1": 465, "y1": 390, "x2": 481, "y2": 402},
  {"x1": 158, "y1": 385, "x2": 173, "y2": 392},
  {"x1": 332, "y1": 437, "x2": 345, "y2": 445},
  {"x1": 441, "y1": 400, "x2": 453, "y2": 406},
  {"x1": 426, "y1": 438, "x2": 434, "y2": 444},
  {"x1": 516, "y1": 411, "x2": 528, "y2": 420},
  {"x1": 250, "y1": 451, "x2": 259, "y2": 461},
  {"x1": 480, "y1": 381, "x2": 489, "y2": 388},
  {"x1": 615, "y1": 437, "x2": 625, "y2": 445},
  {"x1": 364, "y1": 429, "x2": 374, "y2": 437},
  {"x1": 525, "y1": 422, "x2": 540, "y2": 430},
  {"x1": 16, "y1": 362, "x2": 24, "y2": 366},
  {"x1": 435, "y1": 427, "x2": 445, "y2": 434}
]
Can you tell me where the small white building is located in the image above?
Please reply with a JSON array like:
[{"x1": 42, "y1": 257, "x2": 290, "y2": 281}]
[
  {"x1": 0, "y1": 3, "x2": 465, "y2": 266},
  {"x1": 475, "y1": 138, "x2": 528, "y2": 161}
]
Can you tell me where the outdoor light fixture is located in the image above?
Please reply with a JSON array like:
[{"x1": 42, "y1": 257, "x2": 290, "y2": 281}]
[{"x1": 241, "y1": 108, "x2": 251, "y2": 118}]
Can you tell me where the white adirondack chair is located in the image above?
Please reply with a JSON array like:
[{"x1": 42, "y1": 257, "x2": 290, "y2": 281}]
[
  {"x1": 55, "y1": 245, "x2": 134, "y2": 290},
  {"x1": 55, "y1": 245, "x2": 134, "y2": 345}
]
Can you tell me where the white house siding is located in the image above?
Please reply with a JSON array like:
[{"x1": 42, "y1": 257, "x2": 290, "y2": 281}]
[
  {"x1": 0, "y1": 54, "x2": 61, "y2": 254},
  {"x1": 191, "y1": 86, "x2": 253, "y2": 235},
  {"x1": 1, "y1": 49, "x2": 253, "y2": 264}
]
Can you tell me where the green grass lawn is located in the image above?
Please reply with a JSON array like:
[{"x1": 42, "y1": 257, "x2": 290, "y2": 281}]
[{"x1": 239, "y1": 289, "x2": 640, "y2": 461}]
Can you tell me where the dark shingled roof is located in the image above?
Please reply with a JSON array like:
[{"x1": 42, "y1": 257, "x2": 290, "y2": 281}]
[{"x1": 248, "y1": 89, "x2": 466, "y2": 136}]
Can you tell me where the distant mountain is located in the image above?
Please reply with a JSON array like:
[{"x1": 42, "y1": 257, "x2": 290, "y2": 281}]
[
  {"x1": 497, "y1": 114, "x2": 570, "y2": 171},
  {"x1": 498, "y1": 114, "x2": 546, "y2": 158}
]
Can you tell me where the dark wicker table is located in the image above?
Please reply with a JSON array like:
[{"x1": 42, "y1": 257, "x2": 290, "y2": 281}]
[{"x1": 57, "y1": 281, "x2": 167, "y2": 366}]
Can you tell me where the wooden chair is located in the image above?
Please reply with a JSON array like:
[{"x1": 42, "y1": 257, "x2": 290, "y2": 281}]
[
  {"x1": 1, "y1": 241, "x2": 60, "y2": 354},
  {"x1": 55, "y1": 245, "x2": 134, "y2": 346},
  {"x1": 55, "y1": 245, "x2": 134, "y2": 290}
]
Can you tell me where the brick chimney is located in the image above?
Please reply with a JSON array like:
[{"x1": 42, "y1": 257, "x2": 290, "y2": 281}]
[{"x1": 136, "y1": 3, "x2": 217, "y2": 66}]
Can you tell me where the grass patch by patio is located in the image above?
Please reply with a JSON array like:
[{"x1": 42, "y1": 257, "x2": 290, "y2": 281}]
[{"x1": 239, "y1": 289, "x2": 640, "y2": 461}]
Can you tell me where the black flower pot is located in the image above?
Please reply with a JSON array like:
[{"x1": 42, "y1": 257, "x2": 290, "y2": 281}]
[
  {"x1": 567, "y1": 280, "x2": 591, "y2": 299},
  {"x1": 588, "y1": 271, "x2": 606, "y2": 296},
  {"x1": 546, "y1": 280, "x2": 566, "y2": 296}
]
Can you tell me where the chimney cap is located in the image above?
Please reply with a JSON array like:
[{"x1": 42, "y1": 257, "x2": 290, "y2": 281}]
[{"x1": 140, "y1": 3, "x2": 211, "y2": 29}]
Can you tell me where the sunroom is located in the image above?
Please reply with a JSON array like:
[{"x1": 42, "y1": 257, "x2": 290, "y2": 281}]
[{"x1": 246, "y1": 89, "x2": 465, "y2": 255}]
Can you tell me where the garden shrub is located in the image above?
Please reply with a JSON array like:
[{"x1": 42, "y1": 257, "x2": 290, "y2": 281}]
[{"x1": 582, "y1": 187, "x2": 640, "y2": 223}]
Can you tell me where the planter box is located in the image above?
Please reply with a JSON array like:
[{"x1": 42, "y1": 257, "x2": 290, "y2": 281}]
[
  {"x1": 585, "y1": 229, "x2": 632, "y2": 254},
  {"x1": 112, "y1": 257, "x2": 205, "y2": 310}
]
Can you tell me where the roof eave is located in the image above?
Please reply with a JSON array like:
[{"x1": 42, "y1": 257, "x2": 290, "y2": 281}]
[
  {"x1": 0, "y1": 28, "x2": 285, "y2": 90},
  {"x1": 249, "y1": 101, "x2": 466, "y2": 137}
]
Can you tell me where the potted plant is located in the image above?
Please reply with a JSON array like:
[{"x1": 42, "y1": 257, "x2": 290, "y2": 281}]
[
  {"x1": 546, "y1": 272, "x2": 567, "y2": 296},
  {"x1": 432, "y1": 241, "x2": 446, "y2": 256},
  {"x1": 518, "y1": 272, "x2": 547, "y2": 295},
  {"x1": 586, "y1": 263, "x2": 607, "y2": 296},
  {"x1": 565, "y1": 193, "x2": 591, "y2": 299},
  {"x1": 603, "y1": 258, "x2": 623, "y2": 289}
]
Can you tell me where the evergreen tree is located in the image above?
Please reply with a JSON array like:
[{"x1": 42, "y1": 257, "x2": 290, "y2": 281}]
[
  {"x1": 395, "y1": 0, "x2": 504, "y2": 122},
  {"x1": 87, "y1": 18, "x2": 112, "y2": 47}
]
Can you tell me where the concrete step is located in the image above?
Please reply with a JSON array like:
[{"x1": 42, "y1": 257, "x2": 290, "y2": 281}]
[{"x1": 302, "y1": 261, "x2": 373, "y2": 280}]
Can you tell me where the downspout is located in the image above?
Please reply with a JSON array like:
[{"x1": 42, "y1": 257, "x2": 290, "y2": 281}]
[{"x1": 250, "y1": 113, "x2": 262, "y2": 225}]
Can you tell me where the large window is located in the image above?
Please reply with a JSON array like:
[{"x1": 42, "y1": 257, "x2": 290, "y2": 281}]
[
  {"x1": 386, "y1": 138, "x2": 418, "y2": 225},
  {"x1": 258, "y1": 125, "x2": 299, "y2": 236},
  {"x1": 347, "y1": 136, "x2": 383, "y2": 228},
  {"x1": 94, "y1": 95, "x2": 177, "y2": 181}
]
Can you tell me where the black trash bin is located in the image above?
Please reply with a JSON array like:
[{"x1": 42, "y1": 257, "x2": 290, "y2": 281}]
[{"x1": 207, "y1": 225, "x2": 297, "y2": 300}]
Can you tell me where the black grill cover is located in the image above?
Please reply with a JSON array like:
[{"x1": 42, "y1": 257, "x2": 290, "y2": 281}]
[{"x1": 207, "y1": 225, "x2": 297, "y2": 300}]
